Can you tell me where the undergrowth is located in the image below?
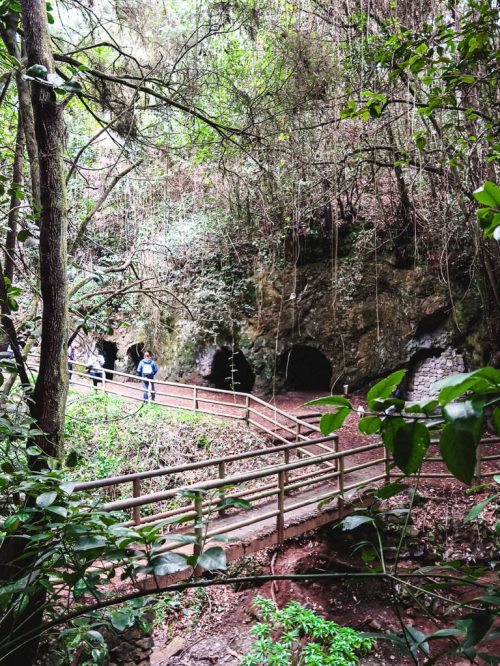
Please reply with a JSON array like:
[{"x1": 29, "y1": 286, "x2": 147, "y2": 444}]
[
  {"x1": 63, "y1": 391, "x2": 273, "y2": 514},
  {"x1": 242, "y1": 596, "x2": 374, "y2": 666}
]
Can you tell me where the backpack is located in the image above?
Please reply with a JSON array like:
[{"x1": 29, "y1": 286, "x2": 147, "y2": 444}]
[{"x1": 141, "y1": 360, "x2": 155, "y2": 377}]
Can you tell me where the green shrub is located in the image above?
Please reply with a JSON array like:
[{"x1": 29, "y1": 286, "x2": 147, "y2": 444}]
[{"x1": 242, "y1": 596, "x2": 374, "y2": 666}]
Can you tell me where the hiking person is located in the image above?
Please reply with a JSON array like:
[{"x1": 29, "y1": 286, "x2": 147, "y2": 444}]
[
  {"x1": 137, "y1": 351, "x2": 158, "y2": 401},
  {"x1": 86, "y1": 349, "x2": 105, "y2": 387}
]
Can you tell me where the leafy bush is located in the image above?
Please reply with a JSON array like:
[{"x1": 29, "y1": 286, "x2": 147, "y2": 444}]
[{"x1": 241, "y1": 596, "x2": 374, "y2": 666}]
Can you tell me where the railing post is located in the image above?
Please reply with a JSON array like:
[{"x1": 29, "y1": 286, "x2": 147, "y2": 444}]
[
  {"x1": 284, "y1": 449, "x2": 290, "y2": 494},
  {"x1": 296, "y1": 422, "x2": 302, "y2": 458},
  {"x1": 338, "y1": 456, "x2": 345, "y2": 517},
  {"x1": 384, "y1": 446, "x2": 391, "y2": 484},
  {"x1": 277, "y1": 471, "x2": 285, "y2": 544},
  {"x1": 132, "y1": 479, "x2": 141, "y2": 526},
  {"x1": 245, "y1": 395, "x2": 250, "y2": 424},
  {"x1": 102, "y1": 371, "x2": 106, "y2": 393},
  {"x1": 193, "y1": 491, "x2": 204, "y2": 571},
  {"x1": 193, "y1": 386, "x2": 198, "y2": 412},
  {"x1": 333, "y1": 436, "x2": 338, "y2": 471},
  {"x1": 475, "y1": 443, "x2": 482, "y2": 485},
  {"x1": 218, "y1": 462, "x2": 226, "y2": 513}
]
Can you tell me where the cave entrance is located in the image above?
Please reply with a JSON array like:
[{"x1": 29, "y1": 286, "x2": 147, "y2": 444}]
[
  {"x1": 97, "y1": 340, "x2": 118, "y2": 380},
  {"x1": 126, "y1": 342, "x2": 144, "y2": 372},
  {"x1": 207, "y1": 347, "x2": 255, "y2": 393},
  {"x1": 282, "y1": 345, "x2": 332, "y2": 391}
]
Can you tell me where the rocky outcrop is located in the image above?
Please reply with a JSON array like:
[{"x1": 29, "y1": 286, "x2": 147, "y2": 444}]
[
  {"x1": 100, "y1": 256, "x2": 491, "y2": 393},
  {"x1": 240, "y1": 259, "x2": 482, "y2": 391}
]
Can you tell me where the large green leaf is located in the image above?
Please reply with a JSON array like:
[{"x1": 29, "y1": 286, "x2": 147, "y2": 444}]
[
  {"x1": 405, "y1": 398, "x2": 439, "y2": 415},
  {"x1": 493, "y1": 408, "x2": 500, "y2": 435},
  {"x1": 197, "y1": 546, "x2": 227, "y2": 571},
  {"x1": 372, "y1": 398, "x2": 405, "y2": 412},
  {"x1": 367, "y1": 370, "x2": 406, "y2": 407},
  {"x1": 393, "y1": 422, "x2": 430, "y2": 475},
  {"x1": 151, "y1": 553, "x2": 188, "y2": 576},
  {"x1": 433, "y1": 373, "x2": 481, "y2": 404},
  {"x1": 358, "y1": 415, "x2": 381, "y2": 435},
  {"x1": 375, "y1": 482, "x2": 408, "y2": 500},
  {"x1": 473, "y1": 181, "x2": 500, "y2": 207},
  {"x1": 73, "y1": 536, "x2": 107, "y2": 551},
  {"x1": 380, "y1": 417, "x2": 406, "y2": 452},
  {"x1": 36, "y1": 491, "x2": 57, "y2": 509},
  {"x1": 216, "y1": 497, "x2": 251, "y2": 510},
  {"x1": 319, "y1": 407, "x2": 351, "y2": 435},
  {"x1": 443, "y1": 400, "x2": 485, "y2": 443},
  {"x1": 470, "y1": 366, "x2": 500, "y2": 385},
  {"x1": 340, "y1": 515, "x2": 375, "y2": 530},
  {"x1": 464, "y1": 494, "x2": 499, "y2": 523},
  {"x1": 110, "y1": 610, "x2": 135, "y2": 632},
  {"x1": 439, "y1": 424, "x2": 476, "y2": 485},
  {"x1": 305, "y1": 395, "x2": 351, "y2": 407}
]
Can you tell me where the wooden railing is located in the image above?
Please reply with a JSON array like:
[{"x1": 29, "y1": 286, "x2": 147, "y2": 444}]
[
  {"x1": 27, "y1": 355, "x2": 500, "y2": 560},
  {"x1": 29, "y1": 355, "x2": 334, "y2": 461}
]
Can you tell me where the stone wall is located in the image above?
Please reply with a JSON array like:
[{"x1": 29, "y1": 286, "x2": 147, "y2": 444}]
[{"x1": 406, "y1": 348, "x2": 465, "y2": 401}]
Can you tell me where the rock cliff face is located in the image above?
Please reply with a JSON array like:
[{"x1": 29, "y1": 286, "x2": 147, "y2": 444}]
[
  {"x1": 240, "y1": 258, "x2": 484, "y2": 392},
  {"x1": 103, "y1": 255, "x2": 492, "y2": 394}
]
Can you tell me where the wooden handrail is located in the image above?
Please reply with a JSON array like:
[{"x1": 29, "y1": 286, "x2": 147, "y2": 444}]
[{"x1": 26, "y1": 354, "x2": 500, "y2": 552}]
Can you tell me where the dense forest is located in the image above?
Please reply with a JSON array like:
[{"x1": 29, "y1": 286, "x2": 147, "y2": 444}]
[{"x1": 0, "y1": 0, "x2": 498, "y2": 664}]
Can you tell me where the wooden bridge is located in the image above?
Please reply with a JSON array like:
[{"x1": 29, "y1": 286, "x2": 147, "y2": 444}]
[{"x1": 29, "y1": 357, "x2": 499, "y2": 581}]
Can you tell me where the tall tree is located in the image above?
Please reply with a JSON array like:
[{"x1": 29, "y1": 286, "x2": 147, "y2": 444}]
[
  {"x1": 0, "y1": 1, "x2": 68, "y2": 662},
  {"x1": 21, "y1": 0, "x2": 68, "y2": 458}
]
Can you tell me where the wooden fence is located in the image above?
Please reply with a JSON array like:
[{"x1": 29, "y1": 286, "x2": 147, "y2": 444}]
[{"x1": 27, "y1": 356, "x2": 500, "y2": 560}]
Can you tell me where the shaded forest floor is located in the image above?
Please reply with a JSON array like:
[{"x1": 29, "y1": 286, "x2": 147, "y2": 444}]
[{"x1": 150, "y1": 483, "x2": 499, "y2": 665}]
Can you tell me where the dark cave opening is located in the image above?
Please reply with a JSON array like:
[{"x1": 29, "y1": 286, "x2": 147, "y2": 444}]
[
  {"x1": 97, "y1": 340, "x2": 118, "y2": 379},
  {"x1": 281, "y1": 345, "x2": 332, "y2": 391},
  {"x1": 126, "y1": 342, "x2": 145, "y2": 372},
  {"x1": 206, "y1": 346, "x2": 255, "y2": 393},
  {"x1": 408, "y1": 347, "x2": 443, "y2": 373}
]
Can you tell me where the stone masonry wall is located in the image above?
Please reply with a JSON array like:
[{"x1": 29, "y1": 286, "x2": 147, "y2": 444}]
[{"x1": 406, "y1": 348, "x2": 465, "y2": 401}]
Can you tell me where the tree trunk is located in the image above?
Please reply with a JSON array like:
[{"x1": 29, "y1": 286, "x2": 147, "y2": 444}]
[
  {"x1": 21, "y1": 0, "x2": 69, "y2": 459},
  {"x1": 5, "y1": 112, "x2": 24, "y2": 283},
  {"x1": 0, "y1": 3, "x2": 69, "y2": 663},
  {"x1": 0, "y1": 10, "x2": 41, "y2": 211}
]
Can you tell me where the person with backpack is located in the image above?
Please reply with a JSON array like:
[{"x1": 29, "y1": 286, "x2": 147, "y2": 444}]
[{"x1": 137, "y1": 351, "x2": 158, "y2": 401}]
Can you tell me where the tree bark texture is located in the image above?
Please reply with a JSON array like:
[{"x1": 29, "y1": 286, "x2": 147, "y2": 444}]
[
  {"x1": 5, "y1": 112, "x2": 24, "y2": 283},
  {"x1": 0, "y1": 10, "x2": 41, "y2": 210},
  {"x1": 0, "y1": 4, "x2": 69, "y2": 661},
  {"x1": 21, "y1": 0, "x2": 69, "y2": 459}
]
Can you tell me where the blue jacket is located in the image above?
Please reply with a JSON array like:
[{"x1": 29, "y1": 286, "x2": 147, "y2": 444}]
[{"x1": 137, "y1": 358, "x2": 158, "y2": 378}]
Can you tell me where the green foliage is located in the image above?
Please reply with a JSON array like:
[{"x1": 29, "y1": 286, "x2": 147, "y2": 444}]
[
  {"x1": 314, "y1": 363, "x2": 499, "y2": 662},
  {"x1": 241, "y1": 596, "x2": 374, "y2": 665},
  {"x1": 314, "y1": 366, "x2": 499, "y2": 485},
  {"x1": 473, "y1": 181, "x2": 500, "y2": 240},
  {"x1": 0, "y1": 438, "x2": 240, "y2": 659}
]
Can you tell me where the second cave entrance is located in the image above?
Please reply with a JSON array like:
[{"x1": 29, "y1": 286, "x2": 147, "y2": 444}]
[{"x1": 281, "y1": 345, "x2": 332, "y2": 391}]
